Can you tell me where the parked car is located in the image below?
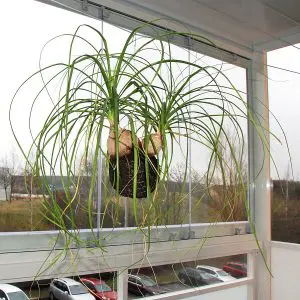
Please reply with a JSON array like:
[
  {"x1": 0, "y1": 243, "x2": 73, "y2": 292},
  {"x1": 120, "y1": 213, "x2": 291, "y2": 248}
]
[
  {"x1": 0, "y1": 284, "x2": 29, "y2": 300},
  {"x1": 178, "y1": 267, "x2": 222, "y2": 286},
  {"x1": 196, "y1": 265, "x2": 235, "y2": 282},
  {"x1": 223, "y1": 262, "x2": 247, "y2": 278},
  {"x1": 128, "y1": 274, "x2": 168, "y2": 296},
  {"x1": 49, "y1": 278, "x2": 95, "y2": 300},
  {"x1": 80, "y1": 277, "x2": 117, "y2": 300}
]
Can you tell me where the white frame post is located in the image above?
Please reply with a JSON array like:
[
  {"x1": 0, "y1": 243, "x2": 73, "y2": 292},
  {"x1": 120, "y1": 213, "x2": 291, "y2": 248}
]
[
  {"x1": 249, "y1": 50, "x2": 271, "y2": 300},
  {"x1": 247, "y1": 252, "x2": 255, "y2": 300},
  {"x1": 117, "y1": 269, "x2": 128, "y2": 300}
]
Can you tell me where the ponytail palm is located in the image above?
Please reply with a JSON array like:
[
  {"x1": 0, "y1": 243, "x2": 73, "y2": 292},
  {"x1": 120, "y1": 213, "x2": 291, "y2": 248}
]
[{"x1": 10, "y1": 22, "x2": 257, "y2": 248}]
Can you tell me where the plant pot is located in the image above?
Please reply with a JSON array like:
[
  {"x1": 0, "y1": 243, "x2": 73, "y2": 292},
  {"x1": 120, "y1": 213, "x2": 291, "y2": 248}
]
[{"x1": 109, "y1": 149, "x2": 158, "y2": 198}]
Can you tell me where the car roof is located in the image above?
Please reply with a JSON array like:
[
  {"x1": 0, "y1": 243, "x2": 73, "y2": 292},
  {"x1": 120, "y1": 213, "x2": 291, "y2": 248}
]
[
  {"x1": 196, "y1": 265, "x2": 222, "y2": 272},
  {"x1": 54, "y1": 278, "x2": 81, "y2": 286},
  {"x1": 226, "y1": 262, "x2": 247, "y2": 267},
  {"x1": 0, "y1": 284, "x2": 23, "y2": 293},
  {"x1": 81, "y1": 278, "x2": 105, "y2": 284}
]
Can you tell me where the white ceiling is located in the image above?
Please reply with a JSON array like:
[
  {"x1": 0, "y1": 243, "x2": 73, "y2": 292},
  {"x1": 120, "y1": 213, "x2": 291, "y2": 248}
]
[
  {"x1": 39, "y1": 0, "x2": 300, "y2": 56},
  {"x1": 90, "y1": 0, "x2": 300, "y2": 52}
]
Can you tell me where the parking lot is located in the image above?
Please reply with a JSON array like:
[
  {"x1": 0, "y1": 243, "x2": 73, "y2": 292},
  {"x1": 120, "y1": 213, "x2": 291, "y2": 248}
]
[
  {"x1": 23, "y1": 282, "x2": 187, "y2": 300},
  {"x1": 12, "y1": 255, "x2": 245, "y2": 300}
]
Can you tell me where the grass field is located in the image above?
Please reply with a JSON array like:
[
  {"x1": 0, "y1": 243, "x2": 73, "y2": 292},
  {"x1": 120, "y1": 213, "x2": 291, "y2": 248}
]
[
  {"x1": 0, "y1": 198, "x2": 52, "y2": 231},
  {"x1": 0, "y1": 192, "x2": 213, "y2": 232},
  {"x1": 0, "y1": 191, "x2": 238, "y2": 232}
]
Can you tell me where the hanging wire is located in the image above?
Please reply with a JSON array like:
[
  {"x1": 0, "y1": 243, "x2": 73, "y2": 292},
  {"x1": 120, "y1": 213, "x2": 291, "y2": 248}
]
[
  {"x1": 267, "y1": 64, "x2": 300, "y2": 76},
  {"x1": 45, "y1": 0, "x2": 300, "y2": 83},
  {"x1": 97, "y1": 6, "x2": 104, "y2": 239},
  {"x1": 188, "y1": 37, "x2": 192, "y2": 236}
]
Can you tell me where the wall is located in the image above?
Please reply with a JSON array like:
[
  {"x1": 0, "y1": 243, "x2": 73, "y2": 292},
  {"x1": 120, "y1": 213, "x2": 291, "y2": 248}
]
[
  {"x1": 271, "y1": 241, "x2": 300, "y2": 300},
  {"x1": 147, "y1": 281, "x2": 250, "y2": 299},
  {"x1": 0, "y1": 223, "x2": 254, "y2": 283},
  {"x1": 185, "y1": 285, "x2": 248, "y2": 300}
]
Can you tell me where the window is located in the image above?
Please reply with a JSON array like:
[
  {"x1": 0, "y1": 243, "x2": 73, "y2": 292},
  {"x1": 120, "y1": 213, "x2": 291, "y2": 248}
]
[
  {"x1": 128, "y1": 276, "x2": 138, "y2": 284},
  {"x1": 94, "y1": 283, "x2": 111, "y2": 292},
  {"x1": 53, "y1": 281, "x2": 61, "y2": 290},
  {"x1": 0, "y1": 4, "x2": 256, "y2": 300},
  {"x1": 6, "y1": 292, "x2": 29, "y2": 300},
  {"x1": 0, "y1": 290, "x2": 7, "y2": 300},
  {"x1": 69, "y1": 285, "x2": 88, "y2": 295},
  {"x1": 138, "y1": 276, "x2": 156, "y2": 287},
  {"x1": 268, "y1": 44, "x2": 300, "y2": 244},
  {"x1": 60, "y1": 283, "x2": 69, "y2": 293},
  {"x1": 82, "y1": 282, "x2": 94, "y2": 291},
  {"x1": 0, "y1": 0, "x2": 250, "y2": 232},
  {"x1": 199, "y1": 268, "x2": 214, "y2": 275},
  {"x1": 128, "y1": 253, "x2": 248, "y2": 297},
  {"x1": 54, "y1": 281, "x2": 68, "y2": 293}
]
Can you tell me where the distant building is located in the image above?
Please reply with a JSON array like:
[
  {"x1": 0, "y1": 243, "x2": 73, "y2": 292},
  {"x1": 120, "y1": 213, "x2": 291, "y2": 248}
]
[
  {"x1": 0, "y1": 188, "x2": 9, "y2": 201},
  {"x1": 0, "y1": 167, "x2": 10, "y2": 201}
]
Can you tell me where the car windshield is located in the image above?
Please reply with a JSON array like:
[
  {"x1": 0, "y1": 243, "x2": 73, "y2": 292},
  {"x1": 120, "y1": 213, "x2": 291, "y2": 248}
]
[
  {"x1": 7, "y1": 292, "x2": 29, "y2": 300},
  {"x1": 217, "y1": 270, "x2": 230, "y2": 276},
  {"x1": 199, "y1": 271, "x2": 214, "y2": 280},
  {"x1": 140, "y1": 276, "x2": 156, "y2": 287},
  {"x1": 69, "y1": 284, "x2": 89, "y2": 295},
  {"x1": 94, "y1": 283, "x2": 112, "y2": 292}
]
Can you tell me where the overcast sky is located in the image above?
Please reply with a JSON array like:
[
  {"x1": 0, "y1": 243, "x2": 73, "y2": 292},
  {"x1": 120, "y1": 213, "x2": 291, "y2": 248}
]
[
  {"x1": 0, "y1": 0, "x2": 102, "y2": 161},
  {"x1": 268, "y1": 45, "x2": 300, "y2": 179},
  {"x1": 0, "y1": 0, "x2": 299, "y2": 180}
]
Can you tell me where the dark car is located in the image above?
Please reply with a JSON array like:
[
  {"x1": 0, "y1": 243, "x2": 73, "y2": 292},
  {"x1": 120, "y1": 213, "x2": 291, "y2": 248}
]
[
  {"x1": 80, "y1": 278, "x2": 117, "y2": 300},
  {"x1": 128, "y1": 274, "x2": 168, "y2": 296},
  {"x1": 178, "y1": 267, "x2": 222, "y2": 286},
  {"x1": 223, "y1": 262, "x2": 247, "y2": 278}
]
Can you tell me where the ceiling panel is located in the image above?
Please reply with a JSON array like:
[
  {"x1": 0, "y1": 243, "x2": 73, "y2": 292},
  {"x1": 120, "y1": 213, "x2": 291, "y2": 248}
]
[
  {"x1": 104, "y1": 0, "x2": 300, "y2": 50},
  {"x1": 38, "y1": 0, "x2": 300, "y2": 52},
  {"x1": 262, "y1": 0, "x2": 300, "y2": 23}
]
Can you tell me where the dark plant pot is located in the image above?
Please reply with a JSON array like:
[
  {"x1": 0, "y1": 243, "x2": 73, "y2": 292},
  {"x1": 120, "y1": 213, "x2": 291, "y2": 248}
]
[{"x1": 109, "y1": 149, "x2": 158, "y2": 198}]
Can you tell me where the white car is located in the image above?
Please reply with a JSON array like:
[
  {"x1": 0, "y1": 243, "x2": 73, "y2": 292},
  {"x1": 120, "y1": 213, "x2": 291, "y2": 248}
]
[
  {"x1": 49, "y1": 278, "x2": 95, "y2": 300},
  {"x1": 196, "y1": 265, "x2": 235, "y2": 282},
  {"x1": 0, "y1": 284, "x2": 30, "y2": 300}
]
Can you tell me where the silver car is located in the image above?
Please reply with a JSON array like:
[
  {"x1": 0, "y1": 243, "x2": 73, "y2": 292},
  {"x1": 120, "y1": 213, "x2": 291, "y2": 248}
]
[
  {"x1": 196, "y1": 265, "x2": 235, "y2": 282},
  {"x1": 0, "y1": 284, "x2": 30, "y2": 300},
  {"x1": 49, "y1": 278, "x2": 95, "y2": 300}
]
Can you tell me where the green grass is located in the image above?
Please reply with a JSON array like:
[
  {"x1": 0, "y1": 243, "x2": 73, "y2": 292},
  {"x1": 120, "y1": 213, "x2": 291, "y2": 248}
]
[
  {"x1": 0, "y1": 198, "x2": 52, "y2": 231},
  {"x1": 0, "y1": 192, "x2": 222, "y2": 232}
]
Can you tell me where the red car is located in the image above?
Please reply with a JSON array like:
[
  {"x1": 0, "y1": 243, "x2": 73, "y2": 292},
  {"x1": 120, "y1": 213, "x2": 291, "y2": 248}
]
[
  {"x1": 80, "y1": 278, "x2": 117, "y2": 300},
  {"x1": 223, "y1": 262, "x2": 247, "y2": 278}
]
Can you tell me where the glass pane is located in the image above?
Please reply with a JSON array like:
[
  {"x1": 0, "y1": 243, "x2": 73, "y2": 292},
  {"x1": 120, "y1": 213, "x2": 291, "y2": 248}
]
[
  {"x1": 268, "y1": 44, "x2": 300, "y2": 243},
  {"x1": 189, "y1": 53, "x2": 248, "y2": 223},
  {"x1": 128, "y1": 254, "x2": 247, "y2": 298},
  {"x1": 0, "y1": 0, "x2": 106, "y2": 232},
  {"x1": 0, "y1": 0, "x2": 248, "y2": 233}
]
